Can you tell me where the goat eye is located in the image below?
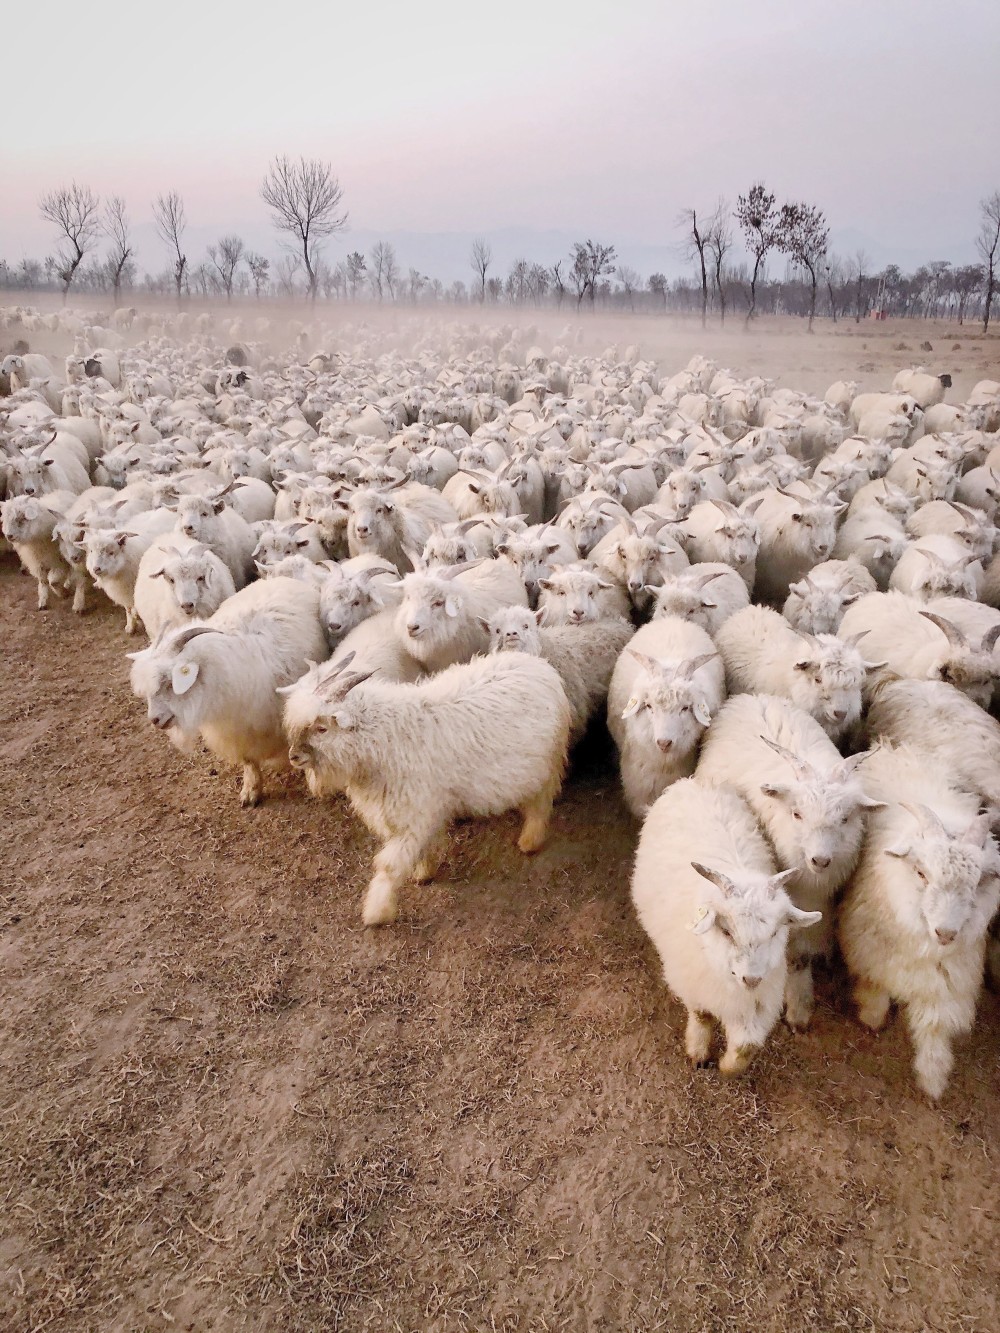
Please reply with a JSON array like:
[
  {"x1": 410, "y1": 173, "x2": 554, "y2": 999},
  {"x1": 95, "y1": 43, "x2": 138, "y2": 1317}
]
[
  {"x1": 915, "y1": 869, "x2": 928, "y2": 885},
  {"x1": 313, "y1": 724, "x2": 328, "y2": 736},
  {"x1": 793, "y1": 811, "x2": 803, "y2": 821},
  {"x1": 717, "y1": 922, "x2": 733, "y2": 941}
]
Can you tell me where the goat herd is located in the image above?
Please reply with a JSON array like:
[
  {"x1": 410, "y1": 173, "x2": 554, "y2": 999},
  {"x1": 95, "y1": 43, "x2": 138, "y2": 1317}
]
[{"x1": 2, "y1": 308, "x2": 1000, "y2": 1103}]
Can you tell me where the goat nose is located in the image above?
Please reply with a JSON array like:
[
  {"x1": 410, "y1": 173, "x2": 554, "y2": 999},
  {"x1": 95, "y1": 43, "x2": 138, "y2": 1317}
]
[
  {"x1": 742, "y1": 975, "x2": 762, "y2": 990},
  {"x1": 832, "y1": 709, "x2": 846, "y2": 722},
  {"x1": 180, "y1": 602, "x2": 195, "y2": 613},
  {"x1": 935, "y1": 927, "x2": 957, "y2": 946},
  {"x1": 407, "y1": 624, "x2": 420, "y2": 638},
  {"x1": 656, "y1": 738, "x2": 673, "y2": 753},
  {"x1": 811, "y1": 855, "x2": 832, "y2": 870}
]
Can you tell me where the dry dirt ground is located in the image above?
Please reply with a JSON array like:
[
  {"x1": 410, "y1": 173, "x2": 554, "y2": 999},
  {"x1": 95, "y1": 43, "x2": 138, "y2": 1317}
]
[{"x1": 2, "y1": 312, "x2": 999, "y2": 1332}]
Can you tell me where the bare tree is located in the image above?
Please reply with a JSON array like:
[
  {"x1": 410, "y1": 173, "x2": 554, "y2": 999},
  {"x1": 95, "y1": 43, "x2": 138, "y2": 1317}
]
[
  {"x1": 260, "y1": 155, "x2": 347, "y2": 302},
  {"x1": 190, "y1": 263, "x2": 213, "y2": 298},
  {"x1": 275, "y1": 254, "x2": 302, "y2": 298},
  {"x1": 953, "y1": 263, "x2": 984, "y2": 325},
  {"x1": 246, "y1": 252, "x2": 270, "y2": 299},
  {"x1": 470, "y1": 237, "x2": 492, "y2": 303},
  {"x1": 383, "y1": 246, "x2": 400, "y2": 302},
  {"x1": 346, "y1": 251, "x2": 367, "y2": 299},
  {"x1": 617, "y1": 265, "x2": 641, "y2": 312},
  {"x1": 408, "y1": 268, "x2": 428, "y2": 304},
  {"x1": 778, "y1": 201, "x2": 830, "y2": 331},
  {"x1": 706, "y1": 201, "x2": 733, "y2": 324},
  {"x1": 551, "y1": 260, "x2": 566, "y2": 308},
  {"x1": 506, "y1": 258, "x2": 530, "y2": 305},
  {"x1": 648, "y1": 273, "x2": 668, "y2": 310},
  {"x1": 679, "y1": 209, "x2": 711, "y2": 327},
  {"x1": 485, "y1": 275, "x2": 503, "y2": 303},
  {"x1": 823, "y1": 256, "x2": 840, "y2": 324},
  {"x1": 977, "y1": 191, "x2": 1000, "y2": 332},
  {"x1": 570, "y1": 240, "x2": 617, "y2": 309},
  {"x1": 103, "y1": 195, "x2": 133, "y2": 306},
  {"x1": 153, "y1": 191, "x2": 188, "y2": 304},
  {"x1": 527, "y1": 263, "x2": 550, "y2": 305},
  {"x1": 850, "y1": 249, "x2": 870, "y2": 323},
  {"x1": 735, "y1": 183, "x2": 781, "y2": 323},
  {"x1": 207, "y1": 235, "x2": 245, "y2": 301},
  {"x1": 369, "y1": 241, "x2": 396, "y2": 301},
  {"x1": 39, "y1": 183, "x2": 101, "y2": 302}
]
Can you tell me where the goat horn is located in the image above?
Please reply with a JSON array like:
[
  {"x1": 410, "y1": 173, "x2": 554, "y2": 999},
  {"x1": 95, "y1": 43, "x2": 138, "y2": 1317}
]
[
  {"x1": 918, "y1": 611, "x2": 967, "y2": 648},
  {"x1": 760, "y1": 735, "x2": 815, "y2": 781}
]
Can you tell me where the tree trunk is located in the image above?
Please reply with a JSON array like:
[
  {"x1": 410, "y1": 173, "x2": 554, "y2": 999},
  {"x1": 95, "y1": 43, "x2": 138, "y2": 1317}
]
[
  {"x1": 746, "y1": 255, "x2": 762, "y2": 325},
  {"x1": 984, "y1": 270, "x2": 995, "y2": 333},
  {"x1": 699, "y1": 253, "x2": 708, "y2": 329}
]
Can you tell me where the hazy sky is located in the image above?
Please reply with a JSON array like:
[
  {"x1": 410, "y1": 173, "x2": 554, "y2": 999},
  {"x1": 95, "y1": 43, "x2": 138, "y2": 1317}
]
[{"x1": 5, "y1": 0, "x2": 999, "y2": 276}]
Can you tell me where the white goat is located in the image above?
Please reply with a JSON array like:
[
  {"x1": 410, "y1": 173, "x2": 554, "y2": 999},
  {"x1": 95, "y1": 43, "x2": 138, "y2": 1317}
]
[
  {"x1": 133, "y1": 535, "x2": 237, "y2": 640},
  {"x1": 782, "y1": 559, "x2": 877, "y2": 635},
  {"x1": 484, "y1": 605, "x2": 634, "y2": 744},
  {"x1": 607, "y1": 616, "x2": 724, "y2": 817},
  {"x1": 838, "y1": 592, "x2": 997, "y2": 708},
  {"x1": 698, "y1": 693, "x2": 879, "y2": 1029},
  {"x1": 840, "y1": 744, "x2": 1000, "y2": 1099},
  {"x1": 284, "y1": 653, "x2": 570, "y2": 924},
  {"x1": 396, "y1": 559, "x2": 528, "y2": 672},
  {"x1": 129, "y1": 578, "x2": 328, "y2": 805},
  {"x1": 650, "y1": 564, "x2": 750, "y2": 636},
  {"x1": 715, "y1": 605, "x2": 867, "y2": 741},
  {"x1": 632, "y1": 778, "x2": 820, "y2": 1075}
]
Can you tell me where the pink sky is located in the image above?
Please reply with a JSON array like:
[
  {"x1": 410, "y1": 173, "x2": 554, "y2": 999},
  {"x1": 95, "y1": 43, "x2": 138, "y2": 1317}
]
[{"x1": 4, "y1": 0, "x2": 998, "y2": 272}]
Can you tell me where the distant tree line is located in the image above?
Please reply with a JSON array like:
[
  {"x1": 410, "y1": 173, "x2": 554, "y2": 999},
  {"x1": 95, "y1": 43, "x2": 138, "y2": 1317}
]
[{"x1": 5, "y1": 166, "x2": 999, "y2": 332}]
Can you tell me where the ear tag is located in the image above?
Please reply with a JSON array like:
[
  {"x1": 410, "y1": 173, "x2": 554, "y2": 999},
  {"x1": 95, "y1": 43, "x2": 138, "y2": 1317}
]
[{"x1": 172, "y1": 661, "x2": 199, "y2": 694}]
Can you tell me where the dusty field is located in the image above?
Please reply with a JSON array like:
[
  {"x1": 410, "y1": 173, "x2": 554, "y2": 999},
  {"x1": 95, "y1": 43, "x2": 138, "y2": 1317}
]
[{"x1": 2, "y1": 312, "x2": 999, "y2": 1332}]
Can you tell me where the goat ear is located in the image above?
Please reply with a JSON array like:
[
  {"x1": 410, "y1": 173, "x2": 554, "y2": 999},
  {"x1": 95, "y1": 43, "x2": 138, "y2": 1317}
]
[
  {"x1": 884, "y1": 843, "x2": 911, "y2": 860},
  {"x1": 692, "y1": 699, "x2": 713, "y2": 727},
  {"x1": 761, "y1": 783, "x2": 787, "y2": 799},
  {"x1": 621, "y1": 695, "x2": 642, "y2": 720},
  {"x1": 316, "y1": 706, "x2": 354, "y2": 731},
  {"x1": 444, "y1": 595, "x2": 460, "y2": 618},
  {"x1": 534, "y1": 607, "x2": 545, "y2": 625},
  {"x1": 171, "y1": 660, "x2": 199, "y2": 694},
  {"x1": 689, "y1": 907, "x2": 716, "y2": 936}
]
